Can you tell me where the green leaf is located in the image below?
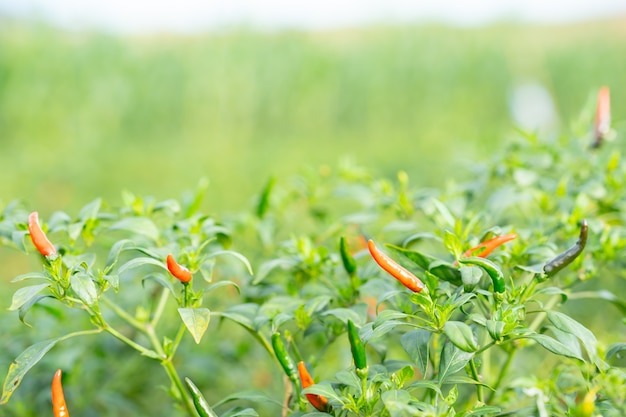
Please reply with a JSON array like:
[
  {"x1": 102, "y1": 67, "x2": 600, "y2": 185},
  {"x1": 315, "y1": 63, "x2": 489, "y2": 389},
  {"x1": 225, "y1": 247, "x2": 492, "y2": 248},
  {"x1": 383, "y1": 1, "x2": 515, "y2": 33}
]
[
  {"x1": 0, "y1": 338, "x2": 61, "y2": 404},
  {"x1": 78, "y1": 198, "x2": 102, "y2": 221},
  {"x1": 213, "y1": 390, "x2": 284, "y2": 409},
  {"x1": 105, "y1": 239, "x2": 135, "y2": 271},
  {"x1": 256, "y1": 176, "x2": 275, "y2": 219},
  {"x1": 9, "y1": 284, "x2": 50, "y2": 311},
  {"x1": 400, "y1": 329, "x2": 431, "y2": 377},
  {"x1": 206, "y1": 250, "x2": 253, "y2": 276},
  {"x1": 302, "y1": 383, "x2": 345, "y2": 406},
  {"x1": 321, "y1": 308, "x2": 362, "y2": 324},
  {"x1": 443, "y1": 321, "x2": 478, "y2": 352},
  {"x1": 464, "y1": 405, "x2": 502, "y2": 416},
  {"x1": 486, "y1": 320, "x2": 505, "y2": 341},
  {"x1": 387, "y1": 245, "x2": 462, "y2": 285},
  {"x1": 184, "y1": 177, "x2": 209, "y2": 218},
  {"x1": 381, "y1": 390, "x2": 416, "y2": 416},
  {"x1": 109, "y1": 217, "x2": 160, "y2": 241},
  {"x1": 117, "y1": 257, "x2": 167, "y2": 276},
  {"x1": 204, "y1": 280, "x2": 241, "y2": 294},
  {"x1": 11, "y1": 230, "x2": 28, "y2": 253},
  {"x1": 460, "y1": 266, "x2": 482, "y2": 291},
  {"x1": 178, "y1": 308, "x2": 211, "y2": 344},
  {"x1": 70, "y1": 273, "x2": 98, "y2": 306},
  {"x1": 437, "y1": 342, "x2": 474, "y2": 385},
  {"x1": 19, "y1": 294, "x2": 51, "y2": 326},
  {"x1": 547, "y1": 311, "x2": 608, "y2": 370},
  {"x1": 606, "y1": 343, "x2": 626, "y2": 361},
  {"x1": 10, "y1": 272, "x2": 48, "y2": 283},
  {"x1": 252, "y1": 259, "x2": 296, "y2": 284},
  {"x1": 223, "y1": 408, "x2": 258, "y2": 417},
  {"x1": 443, "y1": 230, "x2": 463, "y2": 258},
  {"x1": 524, "y1": 334, "x2": 583, "y2": 361}
]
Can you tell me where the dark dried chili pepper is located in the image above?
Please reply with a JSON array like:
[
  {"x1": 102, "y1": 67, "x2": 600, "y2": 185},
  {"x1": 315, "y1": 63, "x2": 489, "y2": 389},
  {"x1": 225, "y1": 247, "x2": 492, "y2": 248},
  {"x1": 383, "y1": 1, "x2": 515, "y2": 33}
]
[
  {"x1": 543, "y1": 220, "x2": 588, "y2": 277},
  {"x1": 458, "y1": 256, "x2": 506, "y2": 294},
  {"x1": 297, "y1": 361, "x2": 330, "y2": 412},
  {"x1": 166, "y1": 254, "x2": 192, "y2": 284},
  {"x1": 28, "y1": 212, "x2": 56, "y2": 257},
  {"x1": 368, "y1": 239, "x2": 425, "y2": 292},
  {"x1": 52, "y1": 369, "x2": 70, "y2": 417},
  {"x1": 185, "y1": 377, "x2": 219, "y2": 417}
]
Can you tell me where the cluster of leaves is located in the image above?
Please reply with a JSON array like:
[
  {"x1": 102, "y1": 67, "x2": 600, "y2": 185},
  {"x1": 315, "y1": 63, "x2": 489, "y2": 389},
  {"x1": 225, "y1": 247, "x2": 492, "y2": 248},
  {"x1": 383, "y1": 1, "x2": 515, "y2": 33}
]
[{"x1": 1, "y1": 90, "x2": 625, "y2": 416}]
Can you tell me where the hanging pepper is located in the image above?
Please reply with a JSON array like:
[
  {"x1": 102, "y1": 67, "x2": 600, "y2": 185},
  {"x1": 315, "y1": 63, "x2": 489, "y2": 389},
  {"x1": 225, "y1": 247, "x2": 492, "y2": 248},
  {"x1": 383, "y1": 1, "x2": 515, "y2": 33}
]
[
  {"x1": 458, "y1": 257, "x2": 506, "y2": 294},
  {"x1": 592, "y1": 86, "x2": 611, "y2": 148},
  {"x1": 271, "y1": 332, "x2": 298, "y2": 383},
  {"x1": 166, "y1": 254, "x2": 192, "y2": 284},
  {"x1": 462, "y1": 233, "x2": 517, "y2": 258},
  {"x1": 185, "y1": 377, "x2": 219, "y2": 417},
  {"x1": 347, "y1": 320, "x2": 367, "y2": 371},
  {"x1": 367, "y1": 240, "x2": 425, "y2": 293},
  {"x1": 28, "y1": 212, "x2": 56, "y2": 257},
  {"x1": 543, "y1": 220, "x2": 588, "y2": 277},
  {"x1": 52, "y1": 369, "x2": 70, "y2": 417},
  {"x1": 297, "y1": 361, "x2": 330, "y2": 413},
  {"x1": 339, "y1": 236, "x2": 357, "y2": 276}
]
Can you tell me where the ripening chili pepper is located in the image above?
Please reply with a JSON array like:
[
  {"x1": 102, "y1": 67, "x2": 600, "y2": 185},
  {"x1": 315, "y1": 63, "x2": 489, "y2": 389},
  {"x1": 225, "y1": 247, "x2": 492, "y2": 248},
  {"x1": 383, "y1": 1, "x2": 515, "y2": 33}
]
[
  {"x1": 271, "y1": 332, "x2": 297, "y2": 382},
  {"x1": 458, "y1": 257, "x2": 506, "y2": 294},
  {"x1": 543, "y1": 220, "x2": 588, "y2": 277},
  {"x1": 339, "y1": 236, "x2": 357, "y2": 276},
  {"x1": 347, "y1": 320, "x2": 367, "y2": 371},
  {"x1": 367, "y1": 239, "x2": 425, "y2": 292},
  {"x1": 28, "y1": 212, "x2": 56, "y2": 257},
  {"x1": 462, "y1": 233, "x2": 518, "y2": 258},
  {"x1": 166, "y1": 254, "x2": 192, "y2": 284},
  {"x1": 52, "y1": 369, "x2": 70, "y2": 417},
  {"x1": 297, "y1": 361, "x2": 330, "y2": 413},
  {"x1": 592, "y1": 86, "x2": 611, "y2": 148},
  {"x1": 185, "y1": 377, "x2": 219, "y2": 417}
]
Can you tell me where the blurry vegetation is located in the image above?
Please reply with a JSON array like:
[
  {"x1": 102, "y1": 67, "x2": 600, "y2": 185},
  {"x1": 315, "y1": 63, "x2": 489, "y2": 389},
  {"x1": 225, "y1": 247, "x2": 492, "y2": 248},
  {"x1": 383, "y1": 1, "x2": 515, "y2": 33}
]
[{"x1": 0, "y1": 18, "x2": 624, "y2": 215}]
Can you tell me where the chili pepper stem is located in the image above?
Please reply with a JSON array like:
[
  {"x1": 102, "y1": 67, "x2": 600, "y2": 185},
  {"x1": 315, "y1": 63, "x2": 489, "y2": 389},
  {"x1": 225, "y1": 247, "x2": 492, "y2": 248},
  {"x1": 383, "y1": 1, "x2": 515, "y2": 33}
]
[{"x1": 150, "y1": 288, "x2": 171, "y2": 328}]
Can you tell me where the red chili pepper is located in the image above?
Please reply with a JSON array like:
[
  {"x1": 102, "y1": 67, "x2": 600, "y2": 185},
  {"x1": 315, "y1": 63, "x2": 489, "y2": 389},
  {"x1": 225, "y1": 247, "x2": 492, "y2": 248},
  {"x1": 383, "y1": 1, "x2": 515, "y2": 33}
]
[
  {"x1": 52, "y1": 369, "x2": 70, "y2": 417},
  {"x1": 367, "y1": 239, "x2": 425, "y2": 292},
  {"x1": 593, "y1": 86, "x2": 611, "y2": 148},
  {"x1": 297, "y1": 361, "x2": 330, "y2": 412},
  {"x1": 166, "y1": 254, "x2": 192, "y2": 283},
  {"x1": 28, "y1": 212, "x2": 56, "y2": 257},
  {"x1": 462, "y1": 233, "x2": 517, "y2": 259}
]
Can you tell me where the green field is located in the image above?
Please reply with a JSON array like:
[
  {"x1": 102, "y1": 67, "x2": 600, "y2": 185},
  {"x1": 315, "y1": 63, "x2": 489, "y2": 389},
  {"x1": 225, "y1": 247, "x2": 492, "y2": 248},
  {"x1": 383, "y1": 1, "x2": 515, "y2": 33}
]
[{"x1": 0, "y1": 18, "x2": 624, "y2": 215}]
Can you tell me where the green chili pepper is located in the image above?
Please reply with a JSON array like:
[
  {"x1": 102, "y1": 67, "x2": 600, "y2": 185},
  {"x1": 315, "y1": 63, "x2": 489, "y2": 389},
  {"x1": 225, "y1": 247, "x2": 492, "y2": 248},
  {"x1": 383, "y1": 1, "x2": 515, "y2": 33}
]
[
  {"x1": 339, "y1": 236, "x2": 357, "y2": 276},
  {"x1": 347, "y1": 320, "x2": 367, "y2": 370},
  {"x1": 271, "y1": 332, "x2": 297, "y2": 382},
  {"x1": 458, "y1": 256, "x2": 505, "y2": 294},
  {"x1": 543, "y1": 220, "x2": 588, "y2": 277},
  {"x1": 184, "y1": 377, "x2": 219, "y2": 417}
]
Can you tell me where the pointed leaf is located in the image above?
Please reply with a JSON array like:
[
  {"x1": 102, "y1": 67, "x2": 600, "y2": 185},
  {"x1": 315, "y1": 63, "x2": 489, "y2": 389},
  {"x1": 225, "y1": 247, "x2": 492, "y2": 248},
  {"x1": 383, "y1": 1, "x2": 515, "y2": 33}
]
[
  {"x1": 117, "y1": 257, "x2": 167, "y2": 276},
  {"x1": 1, "y1": 338, "x2": 61, "y2": 404},
  {"x1": 70, "y1": 273, "x2": 98, "y2": 306},
  {"x1": 179, "y1": 308, "x2": 211, "y2": 344},
  {"x1": 110, "y1": 217, "x2": 160, "y2": 241},
  {"x1": 206, "y1": 250, "x2": 253, "y2": 276},
  {"x1": 437, "y1": 342, "x2": 474, "y2": 385},
  {"x1": 524, "y1": 334, "x2": 583, "y2": 361},
  {"x1": 443, "y1": 321, "x2": 478, "y2": 352},
  {"x1": 9, "y1": 284, "x2": 50, "y2": 311},
  {"x1": 547, "y1": 311, "x2": 608, "y2": 370},
  {"x1": 10, "y1": 272, "x2": 49, "y2": 283},
  {"x1": 400, "y1": 329, "x2": 431, "y2": 377}
]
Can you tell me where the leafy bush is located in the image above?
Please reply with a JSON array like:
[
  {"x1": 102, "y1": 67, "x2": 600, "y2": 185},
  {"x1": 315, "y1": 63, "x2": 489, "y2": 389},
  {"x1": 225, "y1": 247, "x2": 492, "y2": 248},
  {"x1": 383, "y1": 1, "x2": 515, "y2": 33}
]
[{"x1": 0, "y1": 88, "x2": 625, "y2": 416}]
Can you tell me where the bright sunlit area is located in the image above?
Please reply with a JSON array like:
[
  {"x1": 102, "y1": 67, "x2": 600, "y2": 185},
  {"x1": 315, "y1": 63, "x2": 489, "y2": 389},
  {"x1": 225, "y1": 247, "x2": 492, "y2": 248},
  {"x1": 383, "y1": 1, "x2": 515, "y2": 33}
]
[{"x1": 1, "y1": 2, "x2": 625, "y2": 416}]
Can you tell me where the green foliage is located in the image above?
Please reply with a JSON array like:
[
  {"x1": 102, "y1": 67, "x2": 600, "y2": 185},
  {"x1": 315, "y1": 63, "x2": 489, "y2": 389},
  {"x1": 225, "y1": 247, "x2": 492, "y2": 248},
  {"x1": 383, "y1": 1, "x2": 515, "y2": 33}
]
[{"x1": 0, "y1": 84, "x2": 625, "y2": 416}]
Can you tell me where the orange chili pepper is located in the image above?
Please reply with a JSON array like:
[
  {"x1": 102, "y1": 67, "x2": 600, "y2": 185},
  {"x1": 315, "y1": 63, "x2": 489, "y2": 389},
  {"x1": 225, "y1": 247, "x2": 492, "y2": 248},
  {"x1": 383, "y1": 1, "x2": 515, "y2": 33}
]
[
  {"x1": 462, "y1": 233, "x2": 517, "y2": 258},
  {"x1": 166, "y1": 254, "x2": 192, "y2": 283},
  {"x1": 593, "y1": 86, "x2": 611, "y2": 148},
  {"x1": 367, "y1": 239, "x2": 425, "y2": 292},
  {"x1": 28, "y1": 212, "x2": 56, "y2": 257},
  {"x1": 297, "y1": 361, "x2": 330, "y2": 412},
  {"x1": 52, "y1": 369, "x2": 70, "y2": 417}
]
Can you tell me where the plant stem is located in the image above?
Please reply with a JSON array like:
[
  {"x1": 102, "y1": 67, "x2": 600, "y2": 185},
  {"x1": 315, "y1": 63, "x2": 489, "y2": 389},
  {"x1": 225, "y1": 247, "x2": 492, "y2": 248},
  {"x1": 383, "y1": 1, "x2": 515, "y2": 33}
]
[
  {"x1": 151, "y1": 287, "x2": 170, "y2": 328},
  {"x1": 102, "y1": 324, "x2": 161, "y2": 359},
  {"x1": 468, "y1": 359, "x2": 484, "y2": 403},
  {"x1": 161, "y1": 358, "x2": 199, "y2": 417},
  {"x1": 487, "y1": 348, "x2": 516, "y2": 403},
  {"x1": 102, "y1": 296, "x2": 146, "y2": 332}
]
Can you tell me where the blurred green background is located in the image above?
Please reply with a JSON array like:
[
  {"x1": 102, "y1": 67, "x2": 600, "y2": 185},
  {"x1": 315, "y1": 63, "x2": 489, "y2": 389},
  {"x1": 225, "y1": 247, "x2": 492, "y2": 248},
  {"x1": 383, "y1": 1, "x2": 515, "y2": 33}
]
[
  {"x1": 1, "y1": 16, "x2": 625, "y2": 415},
  {"x1": 1, "y1": 18, "x2": 624, "y2": 216}
]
